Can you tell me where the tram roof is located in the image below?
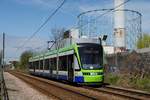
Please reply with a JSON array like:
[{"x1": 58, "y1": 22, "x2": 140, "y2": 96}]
[{"x1": 29, "y1": 38, "x2": 100, "y2": 62}]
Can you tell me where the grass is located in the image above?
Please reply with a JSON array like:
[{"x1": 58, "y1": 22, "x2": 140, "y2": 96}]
[
  {"x1": 105, "y1": 73, "x2": 150, "y2": 92},
  {"x1": 105, "y1": 73, "x2": 120, "y2": 85},
  {"x1": 135, "y1": 78, "x2": 150, "y2": 92}
]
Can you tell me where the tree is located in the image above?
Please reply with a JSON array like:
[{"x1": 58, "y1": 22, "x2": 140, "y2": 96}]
[
  {"x1": 51, "y1": 27, "x2": 65, "y2": 41},
  {"x1": 19, "y1": 51, "x2": 33, "y2": 70},
  {"x1": 50, "y1": 27, "x2": 66, "y2": 50},
  {"x1": 9, "y1": 61, "x2": 19, "y2": 68},
  {"x1": 137, "y1": 34, "x2": 150, "y2": 49}
]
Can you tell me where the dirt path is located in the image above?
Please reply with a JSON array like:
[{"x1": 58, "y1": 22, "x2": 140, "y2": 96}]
[{"x1": 4, "y1": 72, "x2": 52, "y2": 100}]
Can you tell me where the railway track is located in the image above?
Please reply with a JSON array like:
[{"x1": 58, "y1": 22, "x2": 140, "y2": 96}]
[
  {"x1": 8, "y1": 71, "x2": 150, "y2": 100},
  {"x1": 105, "y1": 85, "x2": 150, "y2": 99},
  {"x1": 83, "y1": 85, "x2": 150, "y2": 100},
  {"x1": 8, "y1": 71, "x2": 97, "y2": 100}
]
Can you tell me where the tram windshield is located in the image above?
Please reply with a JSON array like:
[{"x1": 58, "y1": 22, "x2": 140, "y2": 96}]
[{"x1": 79, "y1": 44, "x2": 103, "y2": 70}]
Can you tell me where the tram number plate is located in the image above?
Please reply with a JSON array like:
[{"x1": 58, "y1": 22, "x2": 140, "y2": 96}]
[{"x1": 90, "y1": 72, "x2": 97, "y2": 76}]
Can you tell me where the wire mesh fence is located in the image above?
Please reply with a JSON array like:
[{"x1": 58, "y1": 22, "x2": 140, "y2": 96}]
[
  {"x1": 105, "y1": 49, "x2": 150, "y2": 75},
  {"x1": 78, "y1": 9, "x2": 142, "y2": 50}
]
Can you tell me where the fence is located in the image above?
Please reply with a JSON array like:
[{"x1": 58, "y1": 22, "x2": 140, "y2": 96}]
[{"x1": 105, "y1": 48, "x2": 150, "y2": 78}]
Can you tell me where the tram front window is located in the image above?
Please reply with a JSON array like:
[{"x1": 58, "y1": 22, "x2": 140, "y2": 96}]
[{"x1": 79, "y1": 46, "x2": 103, "y2": 70}]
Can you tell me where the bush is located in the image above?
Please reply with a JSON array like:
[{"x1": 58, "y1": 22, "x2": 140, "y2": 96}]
[
  {"x1": 105, "y1": 73, "x2": 150, "y2": 92},
  {"x1": 136, "y1": 78, "x2": 150, "y2": 91},
  {"x1": 105, "y1": 74, "x2": 120, "y2": 85},
  {"x1": 18, "y1": 50, "x2": 33, "y2": 71}
]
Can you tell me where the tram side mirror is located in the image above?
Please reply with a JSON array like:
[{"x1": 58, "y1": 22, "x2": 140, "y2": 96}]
[
  {"x1": 98, "y1": 35, "x2": 107, "y2": 45},
  {"x1": 102, "y1": 35, "x2": 107, "y2": 41}
]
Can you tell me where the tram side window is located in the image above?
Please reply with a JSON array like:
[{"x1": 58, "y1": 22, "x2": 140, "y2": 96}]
[
  {"x1": 40, "y1": 60, "x2": 43, "y2": 69},
  {"x1": 33, "y1": 61, "x2": 35, "y2": 69},
  {"x1": 36, "y1": 61, "x2": 39, "y2": 69},
  {"x1": 54, "y1": 58, "x2": 57, "y2": 70},
  {"x1": 68, "y1": 54, "x2": 73, "y2": 68},
  {"x1": 50, "y1": 59, "x2": 52, "y2": 70},
  {"x1": 59, "y1": 56, "x2": 67, "y2": 71},
  {"x1": 31, "y1": 62, "x2": 35, "y2": 69},
  {"x1": 100, "y1": 46, "x2": 103, "y2": 66},
  {"x1": 49, "y1": 59, "x2": 51, "y2": 70},
  {"x1": 29, "y1": 62, "x2": 32, "y2": 69},
  {"x1": 74, "y1": 55, "x2": 80, "y2": 70},
  {"x1": 51, "y1": 58, "x2": 56, "y2": 70},
  {"x1": 44, "y1": 59, "x2": 49, "y2": 70},
  {"x1": 33, "y1": 62, "x2": 35, "y2": 69}
]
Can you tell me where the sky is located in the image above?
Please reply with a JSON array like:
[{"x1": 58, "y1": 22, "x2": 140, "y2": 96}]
[{"x1": 0, "y1": 0, "x2": 150, "y2": 62}]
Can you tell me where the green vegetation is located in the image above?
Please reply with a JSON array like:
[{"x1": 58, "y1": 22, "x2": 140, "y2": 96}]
[
  {"x1": 12, "y1": 61, "x2": 19, "y2": 68},
  {"x1": 105, "y1": 50, "x2": 150, "y2": 92},
  {"x1": 105, "y1": 74, "x2": 150, "y2": 92},
  {"x1": 137, "y1": 34, "x2": 150, "y2": 49},
  {"x1": 134, "y1": 77, "x2": 150, "y2": 90},
  {"x1": 15, "y1": 51, "x2": 33, "y2": 71},
  {"x1": 105, "y1": 74, "x2": 120, "y2": 85}
]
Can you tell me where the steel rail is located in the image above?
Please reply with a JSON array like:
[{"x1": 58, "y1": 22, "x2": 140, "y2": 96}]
[
  {"x1": 105, "y1": 85, "x2": 150, "y2": 98},
  {"x1": 8, "y1": 71, "x2": 96, "y2": 100},
  {"x1": 9, "y1": 71, "x2": 61, "y2": 100},
  {"x1": 83, "y1": 86, "x2": 150, "y2": 100}
]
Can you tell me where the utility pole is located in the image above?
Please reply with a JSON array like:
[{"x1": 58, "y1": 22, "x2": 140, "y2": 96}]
[
  {"x1": 0, "y1": 50, "x2": 2, "y2": 100},
  {"x1": 3, "y1": 33, "x2": 5, "y2": 70},
  {"x1": 1, "y1": 32, "x2": 5, "y2": 100}
]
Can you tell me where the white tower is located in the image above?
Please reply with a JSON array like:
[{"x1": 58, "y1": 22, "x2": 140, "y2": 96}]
[{"x1": 114, "y1": 0, "x2": 126, "y2": 52}]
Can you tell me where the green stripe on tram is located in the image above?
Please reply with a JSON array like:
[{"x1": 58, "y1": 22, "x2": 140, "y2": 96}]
[
  {"x1": 30, "y1": 44, "x2": 76, "y2": 61},
  {"x1": 74, "y1": 44, "x2": 81, "y2": 67}
]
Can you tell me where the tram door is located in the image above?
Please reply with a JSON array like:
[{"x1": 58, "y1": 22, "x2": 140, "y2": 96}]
[{"x1": 68, "y1": 55, "x2": 74, "y2": 82}]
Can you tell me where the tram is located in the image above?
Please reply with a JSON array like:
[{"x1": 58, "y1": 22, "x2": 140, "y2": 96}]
[{"x1": 29, "y1": 29, "x2": 105, "y2": 85}]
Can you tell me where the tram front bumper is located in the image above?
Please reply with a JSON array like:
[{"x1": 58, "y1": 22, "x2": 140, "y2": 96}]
[{"x1": 84, "y1": 75, "x2": 104, "y2": 83}]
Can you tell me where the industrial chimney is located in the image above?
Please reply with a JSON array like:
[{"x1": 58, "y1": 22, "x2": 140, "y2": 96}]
[{"x1": 114, "y1": 0, "x2": 126, "y2": 52}]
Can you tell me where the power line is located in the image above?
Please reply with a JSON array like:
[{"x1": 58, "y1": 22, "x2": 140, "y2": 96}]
[
  {"x1": 78, "y1": 0, "x2": 131, "y2": 28},
  {"x1": 16, "y1": 0, "x2": 130, "y2": 50},
  {"x1": 96, "y1": 0, "x2": 131, "y2": 18},
  {"x1": 17, "y1": 0, "x2": 66, "y2": 51}
]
